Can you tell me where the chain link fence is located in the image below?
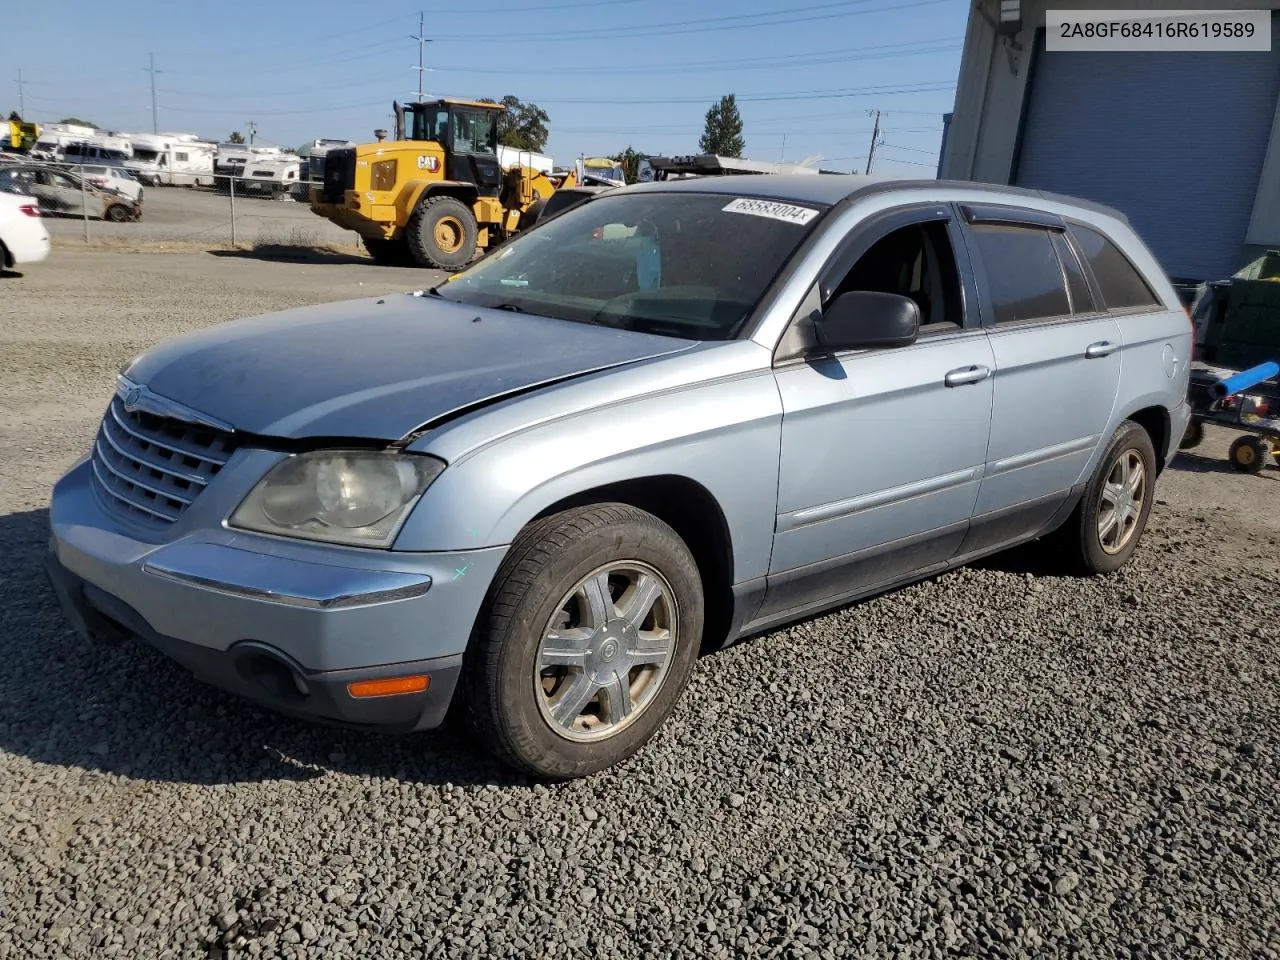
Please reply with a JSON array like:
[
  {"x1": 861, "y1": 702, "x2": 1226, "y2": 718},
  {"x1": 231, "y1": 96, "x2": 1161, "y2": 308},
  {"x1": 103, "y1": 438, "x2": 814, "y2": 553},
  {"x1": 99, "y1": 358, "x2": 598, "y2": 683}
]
[{"x1": 0, "y1": 157, "x2": 362, "y2": 253}]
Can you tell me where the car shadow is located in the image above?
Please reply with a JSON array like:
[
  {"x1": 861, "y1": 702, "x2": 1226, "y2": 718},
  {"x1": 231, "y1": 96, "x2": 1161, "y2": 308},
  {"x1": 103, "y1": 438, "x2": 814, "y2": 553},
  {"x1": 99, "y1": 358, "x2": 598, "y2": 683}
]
[
  {"x1": 207, "y1": 247, "x2": 374, "y2": 267},
  {"x1": 1171, "y1": 448, "x2": 1278, "y2": 479},
  {"x1": 0, "y1": 507, "x2": 534, "y2": 789}
]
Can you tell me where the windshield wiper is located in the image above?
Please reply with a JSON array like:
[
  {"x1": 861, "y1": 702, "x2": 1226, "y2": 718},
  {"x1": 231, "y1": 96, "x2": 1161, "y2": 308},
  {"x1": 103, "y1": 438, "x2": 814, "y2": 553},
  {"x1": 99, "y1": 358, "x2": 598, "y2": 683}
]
[{"x1": 494, "y1": 303, "x2": 526, "y2": 313}]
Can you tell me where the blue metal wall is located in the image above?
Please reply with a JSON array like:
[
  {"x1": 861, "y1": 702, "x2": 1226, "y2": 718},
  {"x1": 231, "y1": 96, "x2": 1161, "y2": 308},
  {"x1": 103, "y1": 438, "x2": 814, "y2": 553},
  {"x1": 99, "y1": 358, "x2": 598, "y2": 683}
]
[{"x1": 1013, "y1": 13, "x2": 1280, "y2": 281}]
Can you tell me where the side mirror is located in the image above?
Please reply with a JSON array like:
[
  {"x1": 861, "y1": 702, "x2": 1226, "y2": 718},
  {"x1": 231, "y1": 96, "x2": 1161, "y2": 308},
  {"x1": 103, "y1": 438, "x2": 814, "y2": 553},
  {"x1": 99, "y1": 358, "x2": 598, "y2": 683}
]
[{"x1": 812, "y1": 290, "x2": 921, "y2": 352}]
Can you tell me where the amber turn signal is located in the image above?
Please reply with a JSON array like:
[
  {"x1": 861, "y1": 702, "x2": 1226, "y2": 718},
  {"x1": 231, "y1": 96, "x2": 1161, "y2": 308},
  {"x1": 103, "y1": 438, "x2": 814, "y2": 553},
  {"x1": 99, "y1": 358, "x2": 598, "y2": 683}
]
[{"x1": 346, "y1": 675, "x2": 430, "y2": 698}]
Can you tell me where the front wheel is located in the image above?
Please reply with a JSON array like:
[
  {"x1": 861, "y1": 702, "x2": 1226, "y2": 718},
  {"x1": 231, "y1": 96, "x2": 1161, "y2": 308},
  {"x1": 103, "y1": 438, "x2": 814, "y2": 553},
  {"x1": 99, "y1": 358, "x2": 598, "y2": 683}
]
[
  {"x1": 407, "y1": 196, "x2": 478, "y2": 271},
  {"x1": 462, "y1": 504, "x2": 704, "y2": 779},
  {"x1": 1057, "y1": 421, "x2": 1157, "y2": 575},
  {"x1": 104, "y1": 204, "x2": 131, "y2": 222}
]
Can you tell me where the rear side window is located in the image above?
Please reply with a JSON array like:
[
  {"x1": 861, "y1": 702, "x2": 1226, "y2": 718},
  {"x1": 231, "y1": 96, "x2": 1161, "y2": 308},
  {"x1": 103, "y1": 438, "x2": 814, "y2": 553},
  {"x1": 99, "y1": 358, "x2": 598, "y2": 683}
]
[
  {"x1": 969, "y1": 223, "x2": 1070, "y2": 324},
  {"x1": 1070, "y1": 224, "x2": 1160, "y2": 310}
]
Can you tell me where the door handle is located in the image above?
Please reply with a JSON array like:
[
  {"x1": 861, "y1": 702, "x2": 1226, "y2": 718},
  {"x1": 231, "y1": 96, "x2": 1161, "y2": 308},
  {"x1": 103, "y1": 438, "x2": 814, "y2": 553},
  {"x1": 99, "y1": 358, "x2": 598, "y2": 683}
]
[
  {"x1": 944, "y1": 364, "x2": 991, "y2": 387},
  {"x1": 1085, "y1": 340, "x2": 1119, "y2": 359}
]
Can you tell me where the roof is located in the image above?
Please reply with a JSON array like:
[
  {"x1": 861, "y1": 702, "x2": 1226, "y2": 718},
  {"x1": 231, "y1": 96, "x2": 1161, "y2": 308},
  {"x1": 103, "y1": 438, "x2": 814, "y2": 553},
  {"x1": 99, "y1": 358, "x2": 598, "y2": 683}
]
[
  {"x1": 623, "y1": 172, "x2": 1131, "y2": 223},
  {"x1": 408, "y1": 98, "x2": 505, "y2": 111},
  {"x1": 625, "y1": 173, "x2": 896, "y2": 205}
]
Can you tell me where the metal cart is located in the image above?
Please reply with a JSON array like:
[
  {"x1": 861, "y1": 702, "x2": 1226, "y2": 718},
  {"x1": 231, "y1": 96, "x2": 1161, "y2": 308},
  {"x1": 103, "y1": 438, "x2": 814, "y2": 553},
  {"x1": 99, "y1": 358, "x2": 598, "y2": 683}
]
[{"x1": 1180, "y1": 362, "x2": 1280, "y2": 473}]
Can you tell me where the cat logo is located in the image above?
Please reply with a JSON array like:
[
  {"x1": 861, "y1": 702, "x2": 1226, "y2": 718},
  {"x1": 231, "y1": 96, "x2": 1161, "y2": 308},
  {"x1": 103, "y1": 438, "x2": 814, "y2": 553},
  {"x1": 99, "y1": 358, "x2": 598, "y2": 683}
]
[{"x1": 417, "y1": 155, "x2": 440, "y2": 172}]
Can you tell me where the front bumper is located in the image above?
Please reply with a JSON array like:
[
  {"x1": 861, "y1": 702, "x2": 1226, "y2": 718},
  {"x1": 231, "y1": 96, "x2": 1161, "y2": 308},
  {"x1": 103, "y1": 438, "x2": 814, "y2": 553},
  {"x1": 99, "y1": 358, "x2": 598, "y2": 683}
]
[{"x1": 47, "y1": 457, "x2": 508, "y2": 732}]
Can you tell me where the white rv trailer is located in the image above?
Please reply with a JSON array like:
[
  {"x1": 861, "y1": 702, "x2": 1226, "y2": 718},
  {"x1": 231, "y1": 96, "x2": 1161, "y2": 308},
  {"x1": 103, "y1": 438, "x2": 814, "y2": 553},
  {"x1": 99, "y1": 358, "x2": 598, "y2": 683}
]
[
  {"x1": 237, "y1": 153, "x2": 304, "y2": 199},
  {"x1": 30, "y1": 125, "x2": 133, "y2": 164},
  {"x1": 496, "y1": 145, "x2": 554, "y2": 175},
  {"x1": 213, "y1": 143, "x2": 283, "y2": 191},
  {"x1": 124, "y1": 133, "x2": 216, "y2": 186}
]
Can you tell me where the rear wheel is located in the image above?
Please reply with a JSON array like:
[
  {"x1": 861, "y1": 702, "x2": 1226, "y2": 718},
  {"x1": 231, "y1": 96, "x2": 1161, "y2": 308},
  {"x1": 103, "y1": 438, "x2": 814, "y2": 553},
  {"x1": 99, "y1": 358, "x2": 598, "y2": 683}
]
[
  {"x1": 1229, "y1": 435, "x2": 1269, "y2": 474},
  {"x1": 361, "y1": 236, "x2": 416, "y2": 267},
  {"x1": 463, "y1": 504, "x2": 704, "y2": 779},
  {"x1": 407, "y1": 196, "x2": 477, "y2": 271},
  {"x1": 1056, "y1": 421, "x2": 1157, "y2": 575}
]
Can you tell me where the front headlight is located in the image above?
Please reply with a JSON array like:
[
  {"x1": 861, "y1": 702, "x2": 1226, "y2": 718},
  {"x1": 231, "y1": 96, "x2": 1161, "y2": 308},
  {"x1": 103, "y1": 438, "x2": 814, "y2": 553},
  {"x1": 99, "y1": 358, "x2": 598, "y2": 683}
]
[{"x1": 230, "y1": 450, "x2": 445, "y2": 548}]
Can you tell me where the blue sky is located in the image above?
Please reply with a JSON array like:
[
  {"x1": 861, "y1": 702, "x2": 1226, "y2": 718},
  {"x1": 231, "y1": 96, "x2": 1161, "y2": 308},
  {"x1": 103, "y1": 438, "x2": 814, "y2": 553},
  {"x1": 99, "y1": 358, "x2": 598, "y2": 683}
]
[{"x1": 3, "y1": 0, "x2": 967, "y2": 175}]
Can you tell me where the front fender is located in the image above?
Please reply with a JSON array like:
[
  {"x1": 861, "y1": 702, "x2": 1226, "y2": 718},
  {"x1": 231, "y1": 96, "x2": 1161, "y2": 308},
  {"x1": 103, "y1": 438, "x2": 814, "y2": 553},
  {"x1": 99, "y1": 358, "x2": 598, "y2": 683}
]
[{"x1": 393, "y1": 346, "x2": 783, "y2": 586}]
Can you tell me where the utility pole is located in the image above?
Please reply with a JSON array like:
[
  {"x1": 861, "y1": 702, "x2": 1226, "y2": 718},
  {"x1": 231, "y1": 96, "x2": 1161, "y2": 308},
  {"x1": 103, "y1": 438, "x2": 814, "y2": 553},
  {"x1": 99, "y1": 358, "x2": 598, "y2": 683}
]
[
  {"x1": 864, "y1": 110, "x2": 882, "y2": 175},
  {"x1": 780, "y1": 132, "x2": 786, "y2": 162},
  {"x1": 16, "y1": 69, "x2": 25, "y2": 117},
  {"x1": 410, "y1": 12, "x2": 432, "y2": 102},
  {"x1": 246, "y1": 121, "x2": 258, "y2": 145},
  {"x1": 145, "y1": 54, "x2": 160, "y2": 134}
]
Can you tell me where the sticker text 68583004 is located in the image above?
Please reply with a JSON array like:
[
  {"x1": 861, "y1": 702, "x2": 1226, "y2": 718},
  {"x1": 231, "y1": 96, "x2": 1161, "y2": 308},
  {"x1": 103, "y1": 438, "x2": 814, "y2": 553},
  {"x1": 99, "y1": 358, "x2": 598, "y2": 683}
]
[{"x1": 722, "y1": 198, "x2": 819, "y2": 225}]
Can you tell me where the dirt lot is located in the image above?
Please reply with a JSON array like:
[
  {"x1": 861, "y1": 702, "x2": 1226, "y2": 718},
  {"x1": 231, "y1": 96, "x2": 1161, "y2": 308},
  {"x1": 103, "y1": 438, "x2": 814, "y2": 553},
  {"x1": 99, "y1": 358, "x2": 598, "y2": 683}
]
[
  {"x1": 1, "y1": 249, "x2": 1278, "y2": 959},
  {"x1": 40, "y1": 183, "x2": 360, "y2": 249}
]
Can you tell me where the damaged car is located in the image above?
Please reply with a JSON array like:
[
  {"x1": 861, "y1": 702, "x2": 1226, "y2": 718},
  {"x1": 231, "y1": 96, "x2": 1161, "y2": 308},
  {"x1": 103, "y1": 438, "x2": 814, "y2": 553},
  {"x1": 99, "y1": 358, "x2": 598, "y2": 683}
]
[
  {"x1": 0, "y1": 163, "x2": 142, "y2": 222},
  {"x1": 45, "y1": 174, "x2": 1191, "y2": 779}
]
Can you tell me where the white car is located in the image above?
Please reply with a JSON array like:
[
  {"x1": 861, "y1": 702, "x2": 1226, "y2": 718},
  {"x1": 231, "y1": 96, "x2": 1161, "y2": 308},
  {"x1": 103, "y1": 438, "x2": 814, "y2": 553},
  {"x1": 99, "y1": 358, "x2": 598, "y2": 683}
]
[
  {"x1": 0, "y1": 192, "x2": 51, "y2": 269},
  {"x1": 76, "y1": 165, "x2": 145, "y2": 203}
]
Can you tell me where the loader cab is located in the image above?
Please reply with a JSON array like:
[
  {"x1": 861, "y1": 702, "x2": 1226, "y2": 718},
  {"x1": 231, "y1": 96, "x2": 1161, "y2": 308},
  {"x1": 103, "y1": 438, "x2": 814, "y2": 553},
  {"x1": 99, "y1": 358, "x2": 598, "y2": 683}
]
[{"x1": 405, "y1": 99, "x2": 503, "y2": 198}]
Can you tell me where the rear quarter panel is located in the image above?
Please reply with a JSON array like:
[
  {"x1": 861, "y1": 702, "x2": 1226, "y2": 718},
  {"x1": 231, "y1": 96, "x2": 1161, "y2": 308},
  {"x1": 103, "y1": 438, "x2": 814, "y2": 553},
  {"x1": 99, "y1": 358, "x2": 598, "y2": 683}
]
[
  {"x1": 1083, "y1": 215, "x2": 1193, "y2": 477},
  {"x1": 395, "y1": 340, "x2": 784, "y2": 585}
]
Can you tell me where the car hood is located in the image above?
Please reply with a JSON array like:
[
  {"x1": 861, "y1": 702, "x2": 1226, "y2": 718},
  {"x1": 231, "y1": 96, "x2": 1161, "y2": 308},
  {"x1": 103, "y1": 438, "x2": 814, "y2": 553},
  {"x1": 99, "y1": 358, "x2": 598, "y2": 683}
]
[{"x1": 123, "y1": 293, "x2": 697, "y2": 441}]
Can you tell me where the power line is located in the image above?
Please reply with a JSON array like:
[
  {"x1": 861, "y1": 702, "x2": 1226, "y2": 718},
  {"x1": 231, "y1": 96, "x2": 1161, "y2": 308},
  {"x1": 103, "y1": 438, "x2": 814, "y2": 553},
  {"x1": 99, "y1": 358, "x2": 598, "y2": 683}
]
[
  {"x1": 880, "y1": 142, "x2": 939, "y2": 154},
  {"x1": 426, "y1": 0, "x2": 946, "y2": 42},
  {"x1": 529, "y1": 81, "x2": 954, "y2": 106},
  {"x1": 428, "y1": 38, "x2": 962, "y2": 76},
  {"x1": 150, "y1": 39, "x2": 959, "y2": 100}
]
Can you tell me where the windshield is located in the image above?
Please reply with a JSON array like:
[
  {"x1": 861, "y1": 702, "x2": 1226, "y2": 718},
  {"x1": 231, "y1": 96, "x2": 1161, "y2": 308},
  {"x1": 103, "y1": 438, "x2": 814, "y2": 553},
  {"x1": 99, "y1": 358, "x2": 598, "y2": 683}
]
[
  {"x1": 436, "y1": 191, "x2": 826, "y2": 340},
  {"x1": 451, "y1": 109, "x2": 497, "y2": 155}
]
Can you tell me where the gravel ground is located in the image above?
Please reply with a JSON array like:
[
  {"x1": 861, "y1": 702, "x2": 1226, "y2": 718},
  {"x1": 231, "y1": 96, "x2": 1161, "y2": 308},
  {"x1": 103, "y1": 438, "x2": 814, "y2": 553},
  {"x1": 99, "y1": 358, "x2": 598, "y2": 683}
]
[
  {"x1": 2, "y1": 250, "x2": 1279, "y2": 959},
  {"x1": 40, "y1": 183, "x2": 358, "y2": 248}
]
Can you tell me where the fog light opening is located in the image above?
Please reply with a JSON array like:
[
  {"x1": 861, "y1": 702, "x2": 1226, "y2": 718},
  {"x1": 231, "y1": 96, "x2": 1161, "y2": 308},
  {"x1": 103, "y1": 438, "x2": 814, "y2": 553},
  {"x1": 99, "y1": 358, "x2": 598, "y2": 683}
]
[{"x1": 347, "y1": 675, "x2": 430, "y2": 699}]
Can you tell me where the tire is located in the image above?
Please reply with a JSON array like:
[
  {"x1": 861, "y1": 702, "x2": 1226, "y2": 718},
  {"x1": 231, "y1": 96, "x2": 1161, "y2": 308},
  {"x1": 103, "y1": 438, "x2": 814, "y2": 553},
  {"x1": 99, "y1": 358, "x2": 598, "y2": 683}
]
[
  {"x1": 1058, "y1": 421, "x2": 1158, "y2": 575},
  {"x1": 518, "y1": 197, "x2": 545, "y2": 231},
  {"x1": 105, "y1": 204, "x2": 130, "y2": 222},
  {"x1": 462, "y1": 503, "x2": 705, "y2": 780},
  {"x1": 406, "y1": 196, "x2": 477, "y2": 271},
  {"x1": 1229, "y1": 435, "x2": 1269, "y2": 474},
  {"x1": 361, "y1": 236, "x2": 416, "y2": 267},
  {"x1": 1178, "y1": 418, "x2": 1204, "y2": 450}
]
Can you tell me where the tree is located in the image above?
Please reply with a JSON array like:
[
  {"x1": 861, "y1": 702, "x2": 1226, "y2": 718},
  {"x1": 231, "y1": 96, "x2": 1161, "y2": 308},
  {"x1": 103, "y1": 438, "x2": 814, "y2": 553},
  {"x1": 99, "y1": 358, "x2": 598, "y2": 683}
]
[
  {"x1": 59, "y1": 116, "x2": 96, "y2": 128},
  {"x1": 611, "y1": 146, "x2": 647, "y2": 184},
  {"x1": 479, "y1": 96, "x2": 550, "y2": 153},
  {"x1": 698, "y1": 94, "x2": 745, "y2": 158},
  {"x1": 228, "y1": 131, "x2": 246, "y2": 144}
]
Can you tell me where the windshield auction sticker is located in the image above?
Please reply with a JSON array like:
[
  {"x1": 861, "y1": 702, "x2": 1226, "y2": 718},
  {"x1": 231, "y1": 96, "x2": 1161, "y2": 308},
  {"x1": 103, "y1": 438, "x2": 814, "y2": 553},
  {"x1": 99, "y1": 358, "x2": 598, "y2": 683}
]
[
  {"x1": 1047, "y1": 9, "x2": 1270, "y2": 51},
  {"x1": 723, "y1": 198, "x2": 819, "y2": 225}
]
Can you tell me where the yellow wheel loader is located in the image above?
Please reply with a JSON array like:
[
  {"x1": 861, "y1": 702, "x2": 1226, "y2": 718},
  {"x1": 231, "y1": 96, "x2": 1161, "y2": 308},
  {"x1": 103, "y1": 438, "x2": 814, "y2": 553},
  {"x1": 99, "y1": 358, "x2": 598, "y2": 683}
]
[{"x1": 310, "y1": 99, "x2": 574, "y2": 269}]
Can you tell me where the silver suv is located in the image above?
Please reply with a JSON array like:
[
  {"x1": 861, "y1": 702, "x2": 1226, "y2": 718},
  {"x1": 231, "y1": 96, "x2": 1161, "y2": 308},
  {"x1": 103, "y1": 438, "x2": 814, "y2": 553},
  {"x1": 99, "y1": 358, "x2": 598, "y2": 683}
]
[{"x1": 45, "y1": 175, "x2": 1192, "y2": 779}]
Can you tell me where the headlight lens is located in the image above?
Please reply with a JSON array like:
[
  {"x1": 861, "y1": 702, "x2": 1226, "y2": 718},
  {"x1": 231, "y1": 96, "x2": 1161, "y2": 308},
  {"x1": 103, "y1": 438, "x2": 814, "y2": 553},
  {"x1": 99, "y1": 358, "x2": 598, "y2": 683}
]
[
  {"x1": 370, "y1": 159, "x2": 398, "y2": 191},
  {"x1": 230, "y1": 450, "x2": 445, "y2": 548}
]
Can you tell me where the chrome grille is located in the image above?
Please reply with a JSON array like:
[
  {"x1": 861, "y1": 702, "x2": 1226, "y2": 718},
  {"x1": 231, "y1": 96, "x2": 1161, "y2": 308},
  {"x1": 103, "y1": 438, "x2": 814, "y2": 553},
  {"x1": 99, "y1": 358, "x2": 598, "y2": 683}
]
[{"x1": 91, "y1": 397, "x2": 236, "y2": 525}]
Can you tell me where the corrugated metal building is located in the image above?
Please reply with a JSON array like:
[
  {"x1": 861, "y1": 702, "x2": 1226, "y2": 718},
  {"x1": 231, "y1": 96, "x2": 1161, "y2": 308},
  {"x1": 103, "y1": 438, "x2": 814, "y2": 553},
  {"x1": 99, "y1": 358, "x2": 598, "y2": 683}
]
[{"x1": 939, "y1": 0, "x2": 1280, "y2": 284}]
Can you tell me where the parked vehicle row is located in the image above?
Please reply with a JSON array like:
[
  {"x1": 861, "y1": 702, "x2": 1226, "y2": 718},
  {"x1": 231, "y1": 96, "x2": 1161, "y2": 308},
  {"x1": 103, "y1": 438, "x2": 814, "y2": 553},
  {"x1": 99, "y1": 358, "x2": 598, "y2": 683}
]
[
  {"x1": 44, "y1": 173, "x2": 1191, "y2": 780},
  {"x1": 0, "y1": 163, "x2": 143, "y2": 222}
]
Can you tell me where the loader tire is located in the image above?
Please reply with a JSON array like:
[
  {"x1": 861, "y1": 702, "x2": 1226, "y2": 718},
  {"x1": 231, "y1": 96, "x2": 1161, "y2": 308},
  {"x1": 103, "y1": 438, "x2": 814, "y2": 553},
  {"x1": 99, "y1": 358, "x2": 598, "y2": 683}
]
[{"x1": 407, "y1": 196, "x2": 477, "y2": 271}]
